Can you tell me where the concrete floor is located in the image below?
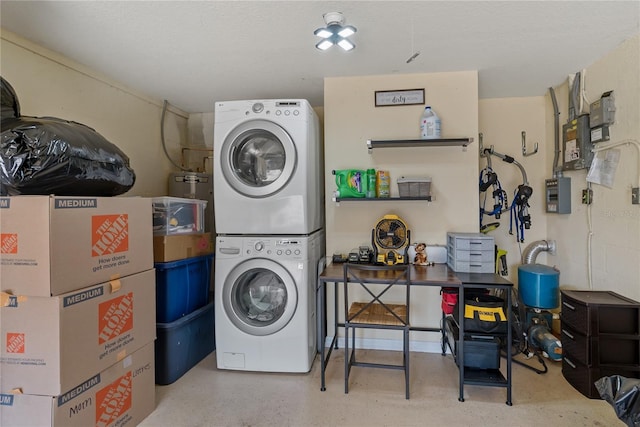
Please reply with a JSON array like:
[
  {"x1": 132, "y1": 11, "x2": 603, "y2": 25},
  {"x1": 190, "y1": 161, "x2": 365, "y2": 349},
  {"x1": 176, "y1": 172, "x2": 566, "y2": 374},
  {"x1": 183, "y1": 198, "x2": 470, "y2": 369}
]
[{"x1": 139, "y1": 349, "x2": 623, "y2": 426}]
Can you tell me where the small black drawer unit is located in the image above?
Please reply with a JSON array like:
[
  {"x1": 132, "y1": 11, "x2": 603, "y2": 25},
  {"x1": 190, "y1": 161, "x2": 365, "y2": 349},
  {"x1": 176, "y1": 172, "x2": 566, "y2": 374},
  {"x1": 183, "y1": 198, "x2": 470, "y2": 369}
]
[
  {"x1": 445, "y1": 316, "x2": 501, "y2": 370},
  {"x1": 560, "y1": 290, "x2": 640, "y2": 398}
]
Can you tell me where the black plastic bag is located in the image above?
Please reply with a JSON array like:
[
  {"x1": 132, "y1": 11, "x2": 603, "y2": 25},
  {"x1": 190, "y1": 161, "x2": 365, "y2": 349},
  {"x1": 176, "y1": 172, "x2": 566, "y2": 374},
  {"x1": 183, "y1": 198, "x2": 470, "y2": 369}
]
[
  {"x1": 596, "y1": 375, "x2": 640, "y2": 427},
  {"x1": 1, "y1": 76, "x2": 20, "y2": 120},
  {"x1": 1, "y1": 116, "x2": 136, "y2": 196},
  {"x1": 0, "y1": 76, "x2": 135, "y2": 196}
]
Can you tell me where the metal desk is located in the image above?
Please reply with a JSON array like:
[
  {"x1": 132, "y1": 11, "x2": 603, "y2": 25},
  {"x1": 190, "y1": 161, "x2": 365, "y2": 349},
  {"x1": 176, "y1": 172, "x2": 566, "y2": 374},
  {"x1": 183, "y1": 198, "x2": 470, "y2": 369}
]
[{"x1": 317, "y1": 262, "x2": 513, "y2": 405}]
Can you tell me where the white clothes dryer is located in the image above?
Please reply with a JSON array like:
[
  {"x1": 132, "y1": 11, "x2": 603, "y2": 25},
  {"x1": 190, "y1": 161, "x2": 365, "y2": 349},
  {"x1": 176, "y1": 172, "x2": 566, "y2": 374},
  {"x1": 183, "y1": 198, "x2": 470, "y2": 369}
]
[
  {"x1": 214, "y1": 231, "x2": 325, "y2": 372},
  {"x1": 213, "y1": 99, "x2": 324, "y2": 235}
]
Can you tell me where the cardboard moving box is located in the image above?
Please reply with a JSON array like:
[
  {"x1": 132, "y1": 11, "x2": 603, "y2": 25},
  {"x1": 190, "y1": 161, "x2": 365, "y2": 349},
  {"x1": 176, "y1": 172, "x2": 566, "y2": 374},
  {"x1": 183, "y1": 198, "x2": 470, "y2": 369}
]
[
  {"x1": 0, "y1": 343, "x2": 156, "y2": 427},
  {"x1": 0, "y1": 196, "x2": 153, "y2": 297},
  {"x1": 0, "y1": 270, "x2": 156, "y2": 396},
  {"x1": 153, "y1": 232, "x2": 213, "y2": 262}
]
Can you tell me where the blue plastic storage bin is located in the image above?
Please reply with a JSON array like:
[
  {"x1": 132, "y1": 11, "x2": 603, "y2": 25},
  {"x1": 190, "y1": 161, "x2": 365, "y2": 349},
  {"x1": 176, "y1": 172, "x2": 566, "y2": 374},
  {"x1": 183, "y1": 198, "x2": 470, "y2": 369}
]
[
  {"x1": 155, "y1": 254, "x2": 213, "y2": 323},
  {"x1": 155, "y1": 301, "x2": 215, "y2": 385}
]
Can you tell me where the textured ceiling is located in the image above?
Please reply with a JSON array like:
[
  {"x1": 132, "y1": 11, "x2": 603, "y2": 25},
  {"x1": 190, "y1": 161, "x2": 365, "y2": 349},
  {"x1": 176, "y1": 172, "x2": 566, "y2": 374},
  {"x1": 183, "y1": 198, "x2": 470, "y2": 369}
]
[{"x1": 1, "y1": 1, "x2": 638, "y2": 113}]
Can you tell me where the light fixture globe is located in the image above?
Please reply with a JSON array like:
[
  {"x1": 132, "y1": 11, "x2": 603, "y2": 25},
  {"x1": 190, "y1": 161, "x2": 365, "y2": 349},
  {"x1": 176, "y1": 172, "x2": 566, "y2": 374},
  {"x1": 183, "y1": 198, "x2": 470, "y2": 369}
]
[{"x1": 314, "y1": 11, "x2": 357, "y2": 52}]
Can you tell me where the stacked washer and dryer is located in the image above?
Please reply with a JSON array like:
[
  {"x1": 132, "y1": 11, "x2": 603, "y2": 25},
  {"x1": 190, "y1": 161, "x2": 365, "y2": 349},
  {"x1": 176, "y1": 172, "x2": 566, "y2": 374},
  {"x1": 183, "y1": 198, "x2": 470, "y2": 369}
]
[{"x1": 213, "y1": 99, "x2": 325, "y2": 373}]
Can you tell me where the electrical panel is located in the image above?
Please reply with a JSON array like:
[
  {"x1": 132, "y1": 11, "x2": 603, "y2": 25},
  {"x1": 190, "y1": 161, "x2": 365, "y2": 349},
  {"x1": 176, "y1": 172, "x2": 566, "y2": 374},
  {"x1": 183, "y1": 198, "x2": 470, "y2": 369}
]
[
  {"x1": 545, "y1": 177, "x2": 571, "y2": 214},
  {"x1": 563, "y1": 114, "x2": 593, "y2": 171}
]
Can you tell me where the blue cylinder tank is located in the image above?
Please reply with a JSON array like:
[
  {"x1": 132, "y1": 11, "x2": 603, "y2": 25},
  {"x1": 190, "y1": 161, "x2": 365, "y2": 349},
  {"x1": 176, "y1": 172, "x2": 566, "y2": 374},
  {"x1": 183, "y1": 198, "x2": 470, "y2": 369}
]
[{"x1": 518, "y1": 264, "x2": 559, "y2": 309}]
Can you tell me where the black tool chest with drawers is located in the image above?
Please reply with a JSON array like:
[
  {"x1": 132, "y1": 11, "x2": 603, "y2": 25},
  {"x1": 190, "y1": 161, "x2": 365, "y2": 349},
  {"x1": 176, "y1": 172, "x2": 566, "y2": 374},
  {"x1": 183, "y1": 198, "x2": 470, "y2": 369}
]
[{"x1": 560, "y1": 290, "x2": 640, "y2": 398}]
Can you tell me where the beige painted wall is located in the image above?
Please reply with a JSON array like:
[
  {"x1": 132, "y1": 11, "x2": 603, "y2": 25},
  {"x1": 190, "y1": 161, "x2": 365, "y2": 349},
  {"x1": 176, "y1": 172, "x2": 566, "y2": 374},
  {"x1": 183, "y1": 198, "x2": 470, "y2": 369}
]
[
  {"x1": 324, "y1": 71, "x2": 478, "y2": 348},
  {"x1": 1, "y1": 29, "x2": 187, "y2": 197},
  {"x1": 546, "y1": 34, "x2": 640, "y2": 301}
]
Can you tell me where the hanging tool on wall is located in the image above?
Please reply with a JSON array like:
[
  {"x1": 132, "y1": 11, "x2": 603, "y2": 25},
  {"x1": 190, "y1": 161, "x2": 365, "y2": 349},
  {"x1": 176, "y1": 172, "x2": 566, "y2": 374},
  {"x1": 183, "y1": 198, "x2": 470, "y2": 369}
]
[
  {"x1": 482, "y1": 146, "x2": 533, "y2": 242},
  {"x1": 479, "y1": 136, "x2": 508, "y2": 234},
  {"x1": 496, "y1": 248, "x2": 508, "y2": 276}
]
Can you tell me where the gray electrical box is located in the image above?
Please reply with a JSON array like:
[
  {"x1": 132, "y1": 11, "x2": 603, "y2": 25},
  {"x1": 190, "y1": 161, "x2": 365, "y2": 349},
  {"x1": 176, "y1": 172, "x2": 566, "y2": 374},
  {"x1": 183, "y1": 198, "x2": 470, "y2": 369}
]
[
  {"x1": 589, "y1": 91, "x2": 615, "y2": 144},
  {"x1": 546, "y1": 177, "x2": 571, "y2": 214},
  {"x1": 563, "y1": 114, "x2": 593, "y2": 170},
  {"x1": 590, "y1": 91, "x2": 615, "y2": 128}
]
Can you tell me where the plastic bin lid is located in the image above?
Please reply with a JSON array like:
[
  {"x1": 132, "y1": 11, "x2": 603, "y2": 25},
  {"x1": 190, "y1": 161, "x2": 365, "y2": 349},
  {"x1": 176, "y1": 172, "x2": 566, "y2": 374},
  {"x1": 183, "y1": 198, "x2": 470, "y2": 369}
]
[
  {"x1": 152, "y1": 196, "x2": 208, "y2": 205},
  {"x1": 397, "y1": 176, "x2": 431, "y2": 183},
  {"x1": 154, "y1": 253, "x2": 214, "y2": 269}
]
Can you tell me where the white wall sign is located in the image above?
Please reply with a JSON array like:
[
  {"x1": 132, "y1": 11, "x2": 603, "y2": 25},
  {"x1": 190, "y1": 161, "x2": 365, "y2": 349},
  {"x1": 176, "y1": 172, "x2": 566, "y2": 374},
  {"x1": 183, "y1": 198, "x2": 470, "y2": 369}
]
[{"x1": 375, "y1": 89, "x2": 425, "y2": 107}]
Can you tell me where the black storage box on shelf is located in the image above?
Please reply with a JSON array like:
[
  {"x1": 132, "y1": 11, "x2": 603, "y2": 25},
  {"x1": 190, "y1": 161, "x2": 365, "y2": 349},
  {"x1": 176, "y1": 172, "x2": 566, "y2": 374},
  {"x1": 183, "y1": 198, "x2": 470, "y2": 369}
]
[
  {"x1": 155, "y1": 301, "x2": 215, "y2": 385},
  {"x1": 453, "y1": 292, "x2": 507, "y2": 334},
  {"x1": 445, "y1": 316, "x2": 501, "y2": 370}
]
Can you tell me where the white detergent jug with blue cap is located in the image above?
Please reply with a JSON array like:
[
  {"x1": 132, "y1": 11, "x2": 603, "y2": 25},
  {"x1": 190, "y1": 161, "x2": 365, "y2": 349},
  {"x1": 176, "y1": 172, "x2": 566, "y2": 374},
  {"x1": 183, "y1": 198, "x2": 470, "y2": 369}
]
[{"x1": 420, "y1": 106, "x2": 441, "y2": 139}]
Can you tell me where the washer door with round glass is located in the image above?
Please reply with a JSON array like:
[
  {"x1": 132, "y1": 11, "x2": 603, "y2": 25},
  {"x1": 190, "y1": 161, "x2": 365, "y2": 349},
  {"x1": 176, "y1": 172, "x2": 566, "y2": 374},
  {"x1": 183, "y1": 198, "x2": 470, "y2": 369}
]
[
  {"x1": 220, "y1": 119, "x2": 297, "y2": 198},
  {"x1": 222, "y1": 259, "x2": 298, "y2": 336}
]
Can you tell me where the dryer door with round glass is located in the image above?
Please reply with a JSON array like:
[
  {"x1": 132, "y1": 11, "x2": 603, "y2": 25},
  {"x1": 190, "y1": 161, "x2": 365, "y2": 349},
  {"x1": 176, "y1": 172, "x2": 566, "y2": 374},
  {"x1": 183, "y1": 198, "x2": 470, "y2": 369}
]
[
  {"x1": 221, "y1": 258, "x2": 298, "y2": 336},
  {"x1": 219, "y1": 119, "x2": 297, "y2": 198}
]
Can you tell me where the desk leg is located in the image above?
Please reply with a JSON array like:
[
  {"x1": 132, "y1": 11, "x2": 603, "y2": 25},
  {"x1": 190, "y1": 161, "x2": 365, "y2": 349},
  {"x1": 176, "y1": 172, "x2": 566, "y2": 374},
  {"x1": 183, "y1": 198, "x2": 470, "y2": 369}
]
[
  {"x1": 320, "y1": 280, "x2": 340, "y2": 391},
  {"x1": 333, "y1": 281, "x2": 339, "y2": 349},
  {"x1": 506, "y1": 288, "x2": 513, "y2": 405},
  {"x1": 319, "y1": 281, "x2": 327, "y2": 391},
  {"x1": 441, "y1": 310, "x2": 446, "y2": 355},
  {"x1": 458, "y1": 286, "x2": 465, "y2": 402}
]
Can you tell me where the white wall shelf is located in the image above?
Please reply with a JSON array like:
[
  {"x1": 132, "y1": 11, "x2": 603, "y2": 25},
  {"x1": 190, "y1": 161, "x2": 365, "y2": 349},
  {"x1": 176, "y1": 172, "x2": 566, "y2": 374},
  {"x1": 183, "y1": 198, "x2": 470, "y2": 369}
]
[{"x1": 333, "y1": 196, "x2": 432, "y2": 203}]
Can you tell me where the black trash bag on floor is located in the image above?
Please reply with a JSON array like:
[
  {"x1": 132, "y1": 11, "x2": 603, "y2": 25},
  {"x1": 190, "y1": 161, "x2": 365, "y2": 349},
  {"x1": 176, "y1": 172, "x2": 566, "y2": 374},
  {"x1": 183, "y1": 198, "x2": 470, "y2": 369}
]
[
  {"x1": 596, "y1": 375, "x2": 640, "y2": 427},
  {"x1": 0, "y1": 76, "x2": 135, "y2": 196}
]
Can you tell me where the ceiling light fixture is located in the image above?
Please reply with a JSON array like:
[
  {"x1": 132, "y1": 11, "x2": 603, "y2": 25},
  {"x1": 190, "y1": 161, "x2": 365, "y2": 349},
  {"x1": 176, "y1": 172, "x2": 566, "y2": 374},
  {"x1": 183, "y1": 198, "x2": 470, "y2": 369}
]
[{"x1": 314, "y1": 12, "x2": 357, "y2": 52}]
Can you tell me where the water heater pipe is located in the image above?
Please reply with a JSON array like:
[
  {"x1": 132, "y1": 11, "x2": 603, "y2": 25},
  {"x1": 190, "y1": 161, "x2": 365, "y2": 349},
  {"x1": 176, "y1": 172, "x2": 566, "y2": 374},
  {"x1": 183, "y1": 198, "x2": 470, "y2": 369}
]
[{"x1": 521, "y1": 240, "x2": 556, "y2": 265}]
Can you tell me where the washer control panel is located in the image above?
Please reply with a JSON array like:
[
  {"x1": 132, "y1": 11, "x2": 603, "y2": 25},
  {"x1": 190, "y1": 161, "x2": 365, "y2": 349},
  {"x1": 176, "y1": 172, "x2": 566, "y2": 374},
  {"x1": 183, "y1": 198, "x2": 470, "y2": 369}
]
[{"x1": 244, "y1": 237, "x2": 306, "y2": 259}]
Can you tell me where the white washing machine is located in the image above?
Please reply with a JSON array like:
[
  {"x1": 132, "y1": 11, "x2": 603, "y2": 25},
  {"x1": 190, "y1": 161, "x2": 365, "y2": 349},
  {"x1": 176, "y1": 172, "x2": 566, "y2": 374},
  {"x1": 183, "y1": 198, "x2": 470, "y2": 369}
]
[
  {"x1": 213, "y1": 99, "x2": 324, "y2": 235},
  {"x1": 214, "y1": 231, "x2": 325, "y2": 372}
]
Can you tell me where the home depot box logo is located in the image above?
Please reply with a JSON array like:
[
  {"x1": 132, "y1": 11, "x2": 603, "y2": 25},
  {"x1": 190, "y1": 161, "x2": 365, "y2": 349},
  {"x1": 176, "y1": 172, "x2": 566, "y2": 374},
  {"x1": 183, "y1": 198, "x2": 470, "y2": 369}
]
[
  {"x1": 1, "y1": 233, "x2": 18, "y2": 254},
  {"x1": 92, "y1": 214, "x2": 129, "y2": 257},
  {"x1": 96, "y1": 372, "x2": 132, "y2": 427},
  {"x1": 98, "y1": 293, "x2": 134, "y2": 344},
  {"x1": 6, "y1": 332, "x2": 25, "y2": 354}
]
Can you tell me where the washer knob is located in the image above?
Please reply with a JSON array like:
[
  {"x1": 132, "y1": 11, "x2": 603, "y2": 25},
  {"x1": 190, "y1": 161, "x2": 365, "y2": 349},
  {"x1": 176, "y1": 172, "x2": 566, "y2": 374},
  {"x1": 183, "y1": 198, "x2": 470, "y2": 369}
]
[
  {"x1": 285, "y1": 249, "x2": 292, "y2": 255},
  {"x1": 252, "y1": 103, "x2": 264, "y2": 113},
  {"x1": 254, "y1": 241, "x2": 264, "y2": 251},
  {"x1": 294, "y1": 249, "x2": 301, "y2": 255}
]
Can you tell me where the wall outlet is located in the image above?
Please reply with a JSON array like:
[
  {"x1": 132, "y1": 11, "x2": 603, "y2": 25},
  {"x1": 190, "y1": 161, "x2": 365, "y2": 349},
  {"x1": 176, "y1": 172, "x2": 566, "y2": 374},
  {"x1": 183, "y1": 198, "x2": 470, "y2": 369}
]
[
  {"x1": 632, "y1": 187, "x2": 640, "y2": 205},
  {"x1": 582, "y1": 188, "x2": 593, "y2": 205}
]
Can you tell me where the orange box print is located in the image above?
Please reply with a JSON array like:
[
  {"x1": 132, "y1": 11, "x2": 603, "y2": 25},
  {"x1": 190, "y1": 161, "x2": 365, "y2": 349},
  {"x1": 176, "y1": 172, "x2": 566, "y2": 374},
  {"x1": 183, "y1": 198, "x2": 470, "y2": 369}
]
[
  {"x1": 1, "y1": 233, "x2": 18, "y2": 254},
  {"x1": 98, "y1": 293, "x2": 134, "y2": 344},
  {"x1": 6, "y1": 333, "x2": 25, "y2": 354},
  {"x1": 96, "y1": 371, "x2": 133, "y2": 427},
  {"x1": 92, "y1": 214, "x2": 129, "y2": 257}
]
